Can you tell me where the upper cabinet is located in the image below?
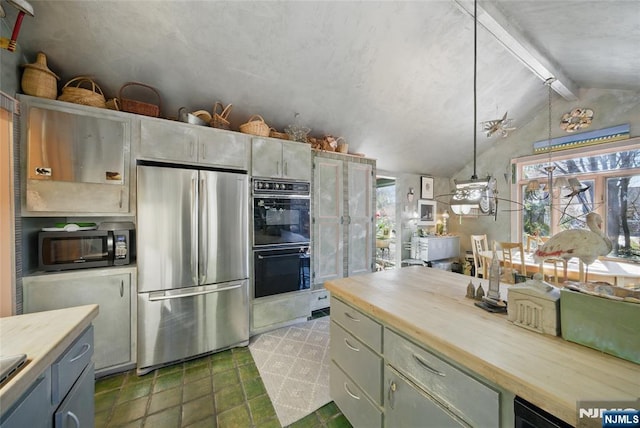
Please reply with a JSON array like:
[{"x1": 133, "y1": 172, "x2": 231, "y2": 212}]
[
  {"x1": 137, "y1": 117, "x2": 249, "y2": 170},
  {"x1": 19, "y1": 95, "x2": 132, "y2": 216},
  {"x1": 251, "y1": 138, "x2": 311, "y2": 181}
]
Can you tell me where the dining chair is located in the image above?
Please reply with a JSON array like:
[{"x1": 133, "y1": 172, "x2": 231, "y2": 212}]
[
  {"x1": 499, "y1": 242, "x2": 526, "y2": 284},
  {"x1": 470, "y1": 234, "x2": 489, "y2": 278}
]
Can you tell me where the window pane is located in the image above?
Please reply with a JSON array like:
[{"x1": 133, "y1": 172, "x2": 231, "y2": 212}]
[
  {"x1": 523, "y1": 149, "x2": 640, "y2": 179},
  {"x1": 522, "y1": 184, "x2": 550, "y2": 239},
  {"x1": 558, "y1": 179, "x2": 594, "y2": 230},
  {"x1": 607, "y1": 175, "x2": 640, "y2": 259}
]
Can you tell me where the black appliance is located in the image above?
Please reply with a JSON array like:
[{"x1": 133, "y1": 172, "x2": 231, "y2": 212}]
[
  {"x1": 514, "y1": 396, "x2": 572, "y2": 428},
  {"x1": 38, "y1": 229, "x2": 132, "y2": 271},
  {"x1": 252, "y1": 178, "x2": 310, "y2": 247},
  {"x1": 253, "y1": 246, "x2": 310, "y2": 298}
]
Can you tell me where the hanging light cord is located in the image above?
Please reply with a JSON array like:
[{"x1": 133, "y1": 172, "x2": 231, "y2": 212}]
[{"x1": 472, "y1": 0, "x2": 478, "y2": 180}]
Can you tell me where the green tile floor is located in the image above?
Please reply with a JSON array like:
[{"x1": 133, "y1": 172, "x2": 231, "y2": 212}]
[{"x1": 95, "y1": 344, "x2": 351, "y2": 427}]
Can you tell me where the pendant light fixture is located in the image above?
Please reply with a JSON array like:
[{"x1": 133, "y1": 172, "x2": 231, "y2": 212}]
[{"x1": 450, "y1": 0, "x2": 496, "y2": 216}]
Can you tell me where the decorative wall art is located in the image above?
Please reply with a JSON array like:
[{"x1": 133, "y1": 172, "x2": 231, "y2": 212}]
[
  {"x1": 417, "y1": 200, "x2": 437, "y2": 226},
  {"x1": 420, "y1": 176, "x2": 434, "y2": 199},
  {"x1": 560, "y1": 108, "x2": 594, "y2": 132}
]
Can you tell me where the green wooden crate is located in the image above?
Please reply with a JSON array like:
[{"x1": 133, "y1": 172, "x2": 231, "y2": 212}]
[{"x1": 560, "y1": 289, "x2": 640, "y2": 364}]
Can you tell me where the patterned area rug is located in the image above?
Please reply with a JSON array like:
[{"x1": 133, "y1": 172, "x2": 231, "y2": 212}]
[{"x1": 249, "y1": 317, "x2": 331, "y2": 426}]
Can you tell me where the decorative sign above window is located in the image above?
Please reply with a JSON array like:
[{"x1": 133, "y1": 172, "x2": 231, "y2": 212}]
[{"x1": 533, "y1": 123, "x2": 630, "y2": 154}]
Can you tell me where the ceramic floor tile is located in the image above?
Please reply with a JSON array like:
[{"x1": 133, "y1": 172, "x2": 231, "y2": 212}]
[
  {"x1": 216, "y1": 404, "x2": 251, "y2": 428},
  {"x1": 181, "y1": 395, "x2": 215, "y2": 427},
  {"x1": 147, "y1": 386, "x2": 183, "y2": 415},
  {"x1": 183, "y1": 376, "x2": 212, "y2": 403},
  {"x1": 214, "y1": 384, "x2": 244, "y2": 414},
  {"x1": 143, "y1": 406, "x2": 181, "y2": 428},
  {"x1": 248, "y1": 394, "x2": 278, "y2": 425}
]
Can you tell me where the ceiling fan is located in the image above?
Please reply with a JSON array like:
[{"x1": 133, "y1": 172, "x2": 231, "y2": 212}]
[{"x1": 482, "y1": 111, "x2": 516, "y2": 138}]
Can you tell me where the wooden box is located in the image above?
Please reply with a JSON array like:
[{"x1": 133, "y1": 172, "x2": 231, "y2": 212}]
[{"x1": 560, "y1": 289, "x2": 639, "y2": 364}]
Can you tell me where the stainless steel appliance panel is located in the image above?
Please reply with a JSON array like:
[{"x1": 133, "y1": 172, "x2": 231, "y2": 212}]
[
  {"x1": 137, "y1": 280, "x2": 249, "y2": 370},
  {"x1": 28, "y1": 107, "x2": 126, "y2": 185},
  {"x1": 137, "y1": 165, "x2": 199, "y2": 293},
  {"x1": 199, "y1": 171, "x2": 248, "y2": 285}
]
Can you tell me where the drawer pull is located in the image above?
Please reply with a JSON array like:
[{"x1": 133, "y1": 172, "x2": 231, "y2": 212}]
[
  {"x1": 344, "y1": 338, "x2": 360, "y2": 352},
  {"x1": 67, "y1": 411, "x2": 80, "y2": 428},
  {"x1": 344, "y1": 382, "x2": 361, "y2": 400},
  {"x1": 388, "y1": 380, "x2": 397, "y2": 409},
  {"x1": 318, "y1": 295, "x2": 328, "y2": 300},
  {"x1": 69, "y1": 343, "x2": 91, "y2": 363},
  {"x1": 413, "y1": 354, "x2": 446, "y2": 377},
  {"x1": 344, "y1": 312, "x2": 361, "y2": 322}
]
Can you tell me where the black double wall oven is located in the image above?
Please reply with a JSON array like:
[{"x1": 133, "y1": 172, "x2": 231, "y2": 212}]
[{"x1": 252, "y1": 178, "x2": 310, "y2": 299}]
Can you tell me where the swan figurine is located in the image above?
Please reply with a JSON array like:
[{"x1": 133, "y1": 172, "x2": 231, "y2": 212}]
[{"x1": 533, "y1": 212, "x2": 612, "y2": 282}]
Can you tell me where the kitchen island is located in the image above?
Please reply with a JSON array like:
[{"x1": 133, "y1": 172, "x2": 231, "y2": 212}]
[
  {"x1": 0, "y1": 305, "x2": 98, "y2": 425},
  {"x1": 325, "y1": 267, "x2": 639, "y2": 427}
]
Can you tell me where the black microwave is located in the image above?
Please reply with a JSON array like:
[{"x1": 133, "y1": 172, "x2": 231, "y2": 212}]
[{"x1": 38, "y1": 229, "x2": 133, "y2": 271}]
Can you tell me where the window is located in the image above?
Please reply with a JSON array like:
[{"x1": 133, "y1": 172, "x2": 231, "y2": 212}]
[{"x1": 515, "y1": 140, "x2": 640, "y2": 261}]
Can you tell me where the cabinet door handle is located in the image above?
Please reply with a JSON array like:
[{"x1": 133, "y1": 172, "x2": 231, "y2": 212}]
[
  {"x1": 344, "y1": 382, "x2": 361, "y2": 400},
  {"x1": 69, "y1": 343, "x2": 91, "y2": 363},
  {"x1": 67, "y1": 411, "x2": 80, "y2": 428},
  {"x1": 276, "y1": 160, "x2": 280, "y2": 175},
  {"x1": 119, "y1": 189, "x2": 123, "y2": 209},
  {"x1": 202, "y1": 143, "x2": 207, "y2": 159},
  {"x1": 344, "y1": 312, "x2": 361, "y2": 322},
  {"x1": 120, "y1": 280, "x2": 124, "y2": 297},
  {"x1": 190, "y1": 141, "x2": 195, "y2": 158},
  {"x1": 284, "y1": 161, "x2": 288, "y2": 176},
  {"x1": 344, "y1": 338, "x2": 360, "y2": 352},
  {"x1": 413, "y1": 354, "x2": 446, "y2": 377},
  {"x1": 387, "y1": 380, "x2": 397, "y2": 409}
]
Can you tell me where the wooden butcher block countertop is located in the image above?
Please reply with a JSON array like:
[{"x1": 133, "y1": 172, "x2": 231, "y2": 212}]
[
  {"x1": 325, "y1": 267, "x2": 639, "y2": 426},
  {"x1": 0, "y1": 305, "x2": 98, "y2": 412}
]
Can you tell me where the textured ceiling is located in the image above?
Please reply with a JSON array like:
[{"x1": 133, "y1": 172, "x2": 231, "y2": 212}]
[{"x1": 6, "y1": 0, "x2": 640, "y2": 176}]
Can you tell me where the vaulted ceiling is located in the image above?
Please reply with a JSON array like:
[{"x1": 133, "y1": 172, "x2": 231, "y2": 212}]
[{"x1": 5, "y1": 0, "x2": 640, "y2": 176}]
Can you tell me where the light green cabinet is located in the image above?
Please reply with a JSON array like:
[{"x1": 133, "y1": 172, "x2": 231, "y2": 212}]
[
  {"x1": 251, "y1": 138, "x2": 310, "y2": 180},
  {"x1": 385, "y1": 365, "x2": 466, "y2": 427},
  {"x1": 330, "y1": 298, "x2": 383, "y2": 428},
  {"x1": 312, "y1": 153, "x2": 375, "y2": 288},
  {"x1": 138, "y1": 117, "x2": 249, "y2": 170},
  {"x1": 22, "y1": 267, "x2": 136, "y2": 374}
]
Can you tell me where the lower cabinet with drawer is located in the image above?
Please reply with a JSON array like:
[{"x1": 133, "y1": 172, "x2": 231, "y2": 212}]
[
  {"x1": 0, "y1": 327, "x2": 95, "y2": 428},
  {"x1": 384, "y1": 328, "x2": 499, "y2": 427},
  {"x1": 330, "y1": 297, "x2": 383, "y2": 428}
]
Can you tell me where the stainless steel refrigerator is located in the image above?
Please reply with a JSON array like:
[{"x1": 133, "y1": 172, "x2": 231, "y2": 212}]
[{"x1": 136, "y1": 164, "x2": 249, "y2": 374}]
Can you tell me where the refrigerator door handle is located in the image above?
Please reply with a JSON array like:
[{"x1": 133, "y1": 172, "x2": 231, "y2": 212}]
[
  {"x1": 147, "y1": 283, "x2": 243, "y2": 301},
  {"x1": 199, "y1": 177, "x2": 208, "y2": 284},
  {"x1": 191, "y1": 177, "x2": 199, "y2": 285}
]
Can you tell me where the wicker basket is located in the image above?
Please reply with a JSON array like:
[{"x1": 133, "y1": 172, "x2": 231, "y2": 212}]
[
  {"x1": 336, "y1": 137, "x2": 348, "y2": 153},
  {"x1": 21, "y1": 52, "x2": 60, "y2": 99},
  {"x1": 239, "y1": 115, "x2": 270, "y2": 137},
  {"x1": 105, "y1": 98, "x2": 120, "y2": 111},
  {"x1": 269, "y1": 128, "x2": 290, "y2": 140},
  {"x1": 210, "y1": 102, "x2": 232, "y2": 130},
  {"x1": 57, "y1": 76, "x2": 107, "y2": 108},
  {"x1": 119, "y1": 82, "x2": 161, "y2": 117}
]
